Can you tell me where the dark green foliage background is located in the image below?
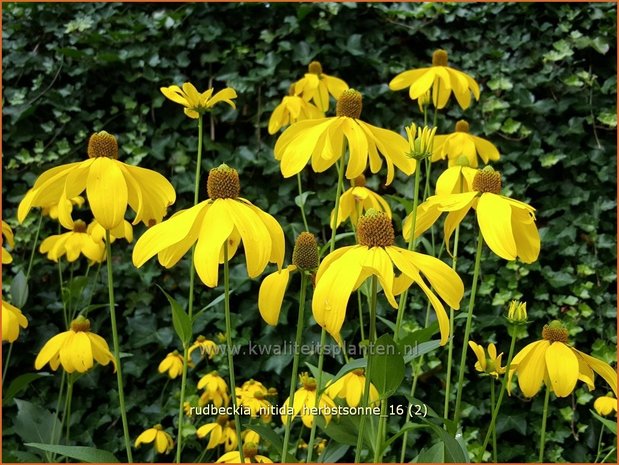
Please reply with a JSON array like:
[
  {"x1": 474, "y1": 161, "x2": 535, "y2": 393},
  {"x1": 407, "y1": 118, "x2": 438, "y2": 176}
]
[{"x1": 2, "y1": 2, "x2": 616, "y2": 463}]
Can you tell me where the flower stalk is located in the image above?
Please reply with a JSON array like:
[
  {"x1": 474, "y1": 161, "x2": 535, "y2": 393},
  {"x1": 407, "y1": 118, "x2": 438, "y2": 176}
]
[{"x1": 539, "y1": 386, "x2": 551, "y2": 462}]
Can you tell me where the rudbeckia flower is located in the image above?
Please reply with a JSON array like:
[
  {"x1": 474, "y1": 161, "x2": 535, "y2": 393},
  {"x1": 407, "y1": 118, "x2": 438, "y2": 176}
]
[
  {"x1": 39, "y1": 220, "x2": 106, "y2": 263},
  {"x1": 236, "y1": 379, "x2": 272, "y2": 420},
  {"x1": 188, "y1": 335, "x2": 219, "y2": 364},
  {"x1": 294, "y1": 61, "x2": 349, "y2": 112},
  {"x1": 330, "y1": 175, "x2": 392, "y2": 229},
  {"x1": 18, "y1": 131, "x2": 176, "y2": 230},
  {"x1": 281, "y1": 373, "x2": 336, "y2": 428},
  {"x1": 135, "y1": 424, "x2": 174, "y2": 454},
  {"x1": 2, "y1": 221, "x2": 15, "y2": 264},
  {"x1": 42, "y1": 195, "x2": 85, "y2": 220},
  {"x1": 403, "y1": 166, "x2": 541, "y2": 263},
  {"x1": 268, "y1": 85, "x2": 324, "y2": 134},
  {"x1": 158, "y1": 351, "x2": 184, "y2": 379},
  {"x1": 313, "y1": 210, "x2": 464, "y2": 345},
  {"x1": 435, "y1": 164, "x2": 478, "y2": 196},
  {"x1": 325, "y1": 369, "x2": 379, "y2": 407},
  {"x1": 258, "y1": 232, "x2": 319, "y2": 326},
  {"x1": 198, "y1": 371, "x2": 230, "y2": 408},
  {"x1": 468, "y1": 341, "x2": 506, "y2": 378},
  {"x1": 432, "y1": 120, "x2": 500, "y2": 168},
  {"x1": 242, "y1": 430, "x2": 261, "y2": 446},
  {"x1": 216, "y1": 443, "x2": 272, "y2": 463},
  {"x1": 389, "y1": 49, "x2": 480, "y2": 110},
  {"x1": 594, "y1": 393, "x2": 617, "y2": 416},
  {"x1": 34, "y1": 316, "x2": 115, "y2": 373},
  {"x1": 508, "y1": 320, "x2": 618, "y2": 398},
  {"x1": 160, "y1": 82, "x2": 237, "y2": 119},
  {"x1": 274, "y1": 89, "x2": 415, "y2": 185},
  {"x1": 197, "y1": 415, "x2": 238, "y2": 451},
  {"x1": 2, "y1": 300, "x2": 28, "y2": 343},
  {"x1": 87, "y1": 218, "x2": 133, "y2": 244},
  {"x1": 132, "y1": 164, "x2": 284, "y2": 288}
]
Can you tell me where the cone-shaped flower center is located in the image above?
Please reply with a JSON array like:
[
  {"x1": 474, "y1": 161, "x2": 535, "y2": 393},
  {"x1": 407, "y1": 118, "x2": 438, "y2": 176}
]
[
  {"x1": 455, "y1": 120, "x2": 470, "y2": 133},
  {"x1": 473, "y1": 166, "x2": 502, "y2": 194},
  {"x1": 300, "y1": 373, "x2": 317, "y2": 391},
  {"x1": 308, "y1": 61, "x2": 323, "y2": 75},
  {"x1": 88, "y1": 131, "x2": 118, "y2": 159},
  {"x1": 432, "y1": 49, "x2": 449, "y2": 67},
  {"x1": 243, "y1": 442, "x2": 259, "y2": 459},
  {"x1": 542, "y1": 320, "x2": 569, "y2": 343},
  {"x1": 357, "y1": 209, "x2": 395, "y2": 248},
  {"x1": 154, "y1": 424, "x2": 163, "y2": 431},
  {"x1": 352, "y1": 368, "x2": 365, "y2": 376},
  {"x1": 216, "y1": 414, "x2": 229, "y2": 426},
  {"x1": 253, "y1": 391, "x2": 265, "y2": 400},
  {"x1": 207, "y1": 164, "x2": 240, "y2": 199},
  {"x1": 351, "y1": 174, "x2": 366, "y2": 187},
  {"x1": 292, "y1": 232, "x2": 319, "y2": 271},
  {"x1": 336, "y1": 89, "x2": 363, "y2": 119},
  {"x1": 70, "y1": 315, "x2": 91, "y2": 332},
  {"x1": 73, "y1": 219, "x2": 87, "y2": 233},
  {"x1": 196, "y1": 335, "x2": 206, "y2": 342}
]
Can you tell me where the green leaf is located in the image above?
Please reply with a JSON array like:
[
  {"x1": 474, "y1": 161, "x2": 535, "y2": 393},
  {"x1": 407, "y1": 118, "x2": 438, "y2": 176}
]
[
  {"x1": 294, "y1": 190, "x2": 314, "y2": 208},
  {"x1": 421, "y1": 418, "x2": 469, "y2": 463},
  {"x1": 369, "y1": 334, "x2": 405, "y2": 397},
  {"x1": 591, "y1": 410, "x2": 617, "y2": 434},
  {"x1": 25, "y1": 444, "x2": 119, "y2": 463},
  {"x1": 403, "y1": 340, "x2": 442, "y2": 363},
  {"x1": 3, "y1": 373, "x2": 52, "y2": 405},
  {"x1": 318, "y1": 442, "x2": 349, "y2": 463},
  {"x1": 158, "y1": 286, "x2": 192, "y2": 346},
  {"x1": 11, "y1": 270, "x2": 29, "y2": 307},
  {"x1": 14, "y1": 399, "x2": 61, "y2": 445},
  {"x1": 412, "y1": 441, "x2": 445, "y2": 462}
]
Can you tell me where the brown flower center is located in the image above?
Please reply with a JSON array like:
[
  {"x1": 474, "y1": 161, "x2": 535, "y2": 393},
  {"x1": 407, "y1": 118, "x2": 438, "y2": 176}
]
[
  {"x1": 472, "y1": 167, "x2": 502, "y2": 194},
  {"x1": 308, "y1": 61, "x2": 323, "y2": 75},
  {"x1": 216, "y1": 415, "x2": 229, "y2": 426},
  {"x1": 336, "y1": 89, "x2": 362, "y2": 119},
  {"x1": 73, "y1": 219, "x2": 87, "y2": 233},
  {"x1": 243, "y1": 442, "x2": 258, "y2": 459},
  {"x1": 432, "y1": 49, "x2": 449, "y2": 67},
  {"x1": 293, "y1": 232, "x2": 319, "y2": 271},
  {"x1": 357, "y1": 210, "x2": 395, "y2": 248},
  {"x1": 352, "y1": 369, "x2": 365, "y2": 376},
  {"x1": 207, "y1": 164, "x2": 240, "y2": 199},
  {"x1": 455, "y1": 120, "x2": 470, "y2": 133},
  {"x1": 542, "y1": 320, "x2": 569, "y2": 343},
  {"x1": 88, "y1": 131, "x2": 118, "y2": 159},
  {"x1": 351, "y1": 174, "x2": 366, "y2": 187},
  {"x1": 70, "y1": 315, "x2": 91, "y2": 332}
]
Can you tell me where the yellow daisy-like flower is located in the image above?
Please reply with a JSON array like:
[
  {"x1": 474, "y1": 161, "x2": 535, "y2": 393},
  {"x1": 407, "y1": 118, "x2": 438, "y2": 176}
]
[
  {"x1": 198, "y1": 371, "x2": 230, "y2": 408},
  {"x1": 135, "y1": 424, "x2": 174, "y2": 454},
  {"x1": 2, "y1": 300, "x2": 28, "y2": 343},
  {"x1": 2, "y1": 221, "x2": 15, "y2": 264},
  {"x1": 325, "y1": 369, "x2": 379, "y2": 407},
  {"x1": 330, "y1": 175, "x2": 392, "y2": 229},
  {"x1": 132, "y1": 164, "x2": 284, "y2": 288},
  {"x1": 236, "y1": 379, "x2": 272, "y2": 420},
  {"x1": 197, "y1": 415, "x2": 238, "y2": 451},
  {"x1": 42, "y1": 195, "x2": 85, "y2": 220},
  {"x1": 508, "y1": 320, "x2": 618, "y2": 398},
  {"x1": 39, "y1": 220, "x2": 106, "y2": 263},
  {"x1": 432, "y1": 120, "x2": 500, "y2": 168},
  {"x1": 258, "y1": 232, "x2": 319, "y2": 326},
  {"x1": 404, "y1": 166, "x2": 540, "y2": 263},
  {"x1": 274, "y1": 89, "x2": 415, "y2": 186},
  {"x1": 282, "y1": 373, "x2": 336, "y2": 428},
  {"x1": 18, "y1": 131, "x2": 176, "y2": 230},
  {"x1": 268, "y1": 85, "x2": 324, "y2": 134},
  {"x1": 242, "y1": 429, "x2": 260, "y2": 446},
  {"x1": 468, "y1": 341, "x2": 506, "y2": 378},
  {"x1": 34, "y1": 316, "x2": 115, "y2": 373},
  {"x1": 216, "y1": 442, "x2": 272, "y2": 463},
  {"x1": 158, "y1": 351, "x2": 184, "y2": 379},
  {"x1": 435, "y1": 164, "x2": 478, "y2": 196},
  {"x1": 313, "y1": 210, "x2": 464, "y2": 345},
  {"x1": 294, "y1": 61, "x2": 349, "y2": 112},
  {"x1": 160, "y1": 82, "x2": 237, "y2": 119},
  {"x1": 188, "y1": 335, "x2": 219, "y2": 364},
  {"x1": 389, "y1": 49, "x2": 480, "y2": 110},
  {"x1": 87, "y1": 218, "x2": 133, "y2": 244},
  {"x1": 594, "y1": 393, "x2": 617, "y2": 416}
]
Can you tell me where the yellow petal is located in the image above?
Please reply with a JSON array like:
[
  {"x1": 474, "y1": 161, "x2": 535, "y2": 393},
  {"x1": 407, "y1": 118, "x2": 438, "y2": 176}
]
[
  {"x1": 388, "y1": 68, "x2": 427, "y2": 91},
  {"x1": 120, "y1": 164, "x2": 176, "y2": 227},
  {"x1": 545, "y1": 342, "x2": 578, "y2": 397},
  {"x1": 208, "y1": 87, "x2": 237, "y2": 109},
  {"x1": 468, "y1": 341, "x2": 486, "y2": 371},
  {"x1": 194, "y1": 201, "x2": 234, "y2": 287},
  {"x1": 161, "y1": 85, "x2": 189, "y2": 106},
  {"x1": 35, "y1": 332, "x2": 69, "y2": 370},
  {"x1": 476, "y1": 193, "x2": 517, "y2": 261},
  {"x1": 87, "y1": 158, "x2": 128, "y2": 230},
  {"x1": 574, "y1": 349, "x2": 617, "y2": 397},
  {"x1": 135, "y1": 428, "x2": 158, "y2": 447},
  {"x1": 516, "y1": 340, "x2": 550, "y2": 397},
  {"x1": 227, "y1": 201, "x2": 271, "y2": 278},
  {"x1": 258, "y1": 266, "x2": 294, "y2": 326}
]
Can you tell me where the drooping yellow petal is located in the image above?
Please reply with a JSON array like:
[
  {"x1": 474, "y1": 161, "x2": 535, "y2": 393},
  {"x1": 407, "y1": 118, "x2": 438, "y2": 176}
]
[
  {"x1": 388, "y1": 68, "x2": 427, "y2": 91},
  {"x1": 135, "y1": 428, "x2": 158, "y2": 447},
  {"x1": 515, "y1": 340, "x2": 550, "y2": 397},
  {"x1": 35, "y1": 332, "x2": 69, "y2": 369},
  {"x1": 258, "y1": 266, "x2": 295, "y2": 326},
  {"x1": 86, "y1": 158, "x2": 128, "y2": 230},
  {"x1": 275, "y1": 118, "x2": 333, "y2": 175},
  {"x1": 469, "y1": 341, "x2": 486, "y2": 372},
  {"x1": 226, "y1": 201, "x2": 271, "y2": 278},
  {"x1": 545, "y1": 342, "x2": 578, "y2": 397},
  {"x1": 574, "y1": 349, "x2": 617, "y2": 397},
  {"x1": 208, "y1": 87, "x2": 237, "y2": 109},
  {"x1": 160, "y1": 85, "x2": 189, "y2": 106},
  {"x1": 194, "y1": 201, "x2": 234, "y2": 287},
  {"x1": 476, "y1": 193, "x2": 517, "y2": 261},
  {"x1": 244, "y1": 201, "x2": 285, "y2": 269}
]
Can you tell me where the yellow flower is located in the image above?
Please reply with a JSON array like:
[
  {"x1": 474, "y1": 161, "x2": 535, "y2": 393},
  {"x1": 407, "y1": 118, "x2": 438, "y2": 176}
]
[
  {"x1": 389, "y1": 49, "x2": 480, "y2": 110},
  {"x1": 242, "y1": 429, "x2": 260, "y2": 446},
  {"x1": 2, "y1": 300, "x2": 28, "y2": 343},
  {"x1": 258, "y1": 232, "x2": 319, "y2": 326},
  {"x1": 87, "y1": 218, "x2": 133, "y2": 244},
  {"x1": 2, "y1": 221, "x2": 15, "y2": 264},
  {"x1": 134, "y1": 424, "x2": 174, "y2": 454},
  {"x1": 198, "y1": 371, "x2": 230, "y2": 408},
  {"x1": 594, "y1": 393, "x2": 617, "y2": 416},
  {"x1": 313, "y1": 210, "x2": 464, "y2": 345},
  {"x1": 315, "y1": 439, "x2": 328, "y2": 455},
  {"x1": 39, "y1": 220, "x2": 106, "y2": 263},
  {"x1": 18, "y1": 131, "x2": 176, "y2": 230},
  {"x1": 158, "y1": 351, "x2": 184, "y2": 379},
  {"x1": 468, "y1": 341, "x2": 506, "y2": 378},
  {"x1": 432, "y1": 120, "x2": 500, "y2": 168},
  {"x1": 434, "y1": 164, "x2": 478, "y2": 196},
  {"x1": 294, "y1": 61, "x2": 349, "y2": 112},
  {"x1": 132, "y1": 164, "x2": 284, "y2": 288},
  {"x1": 404, "y1": 167, "x2": 540, "y2": 263},
  {"x1": 34, "y1": 316, "x2": 115, "y2": 373},
  {"x1": 42, "y1": 195, "x2": 85, "y2": 219},
  {"x1": 405, "y1": 123, "x2": 437, "y2": 160},
  {"x1": 282, "y1": 373, "x2": 336, "y2": 428},
  {"x1": 274, "y1": 89, "x2": 414, "y2": 186},
  {"x1": 216, "y1": 442, "x2": 272, "y2": 463},
  {"x1": 197, "y1": 415, "x2": 238, "y2": 451},
  {"x1": 330, "y1": 175, "x2": 392, "y2": 229},
  {"x1": 188, "y1": 335, "x2": 219, "y2": 364},
  {"x1": 325, "y1": 369, "x2": 379, "y2": 407},
  {"x1": 160, "y1": 82, "x2": 237, "y2": 119},
  {"x1": 236, "y1": 380, "x2": 272, "y2": 420},
  {"x1": 268, "y1": 86, "x2": 324, "y2": 134},
  {"x1": 507, "y1": 300, "x2": 528, "y2": 324},
  {"x1": 508, "y1": 320, "x2": 618, "y2": 398}
]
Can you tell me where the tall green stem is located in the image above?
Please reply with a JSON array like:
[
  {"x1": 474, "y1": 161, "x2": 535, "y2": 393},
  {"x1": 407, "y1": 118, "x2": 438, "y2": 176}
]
[
  {"x1": 105, "y1": 231, "x2": 133, "y2": 462},
  {"x1": 2, "y1": 344, "x2": 13, "y2": 387},
  {"x1": 282, "y1": 273, "x2": 308, "y2": 460},
  {"x1": 328, "y1": 158, "x2": 346, "y2": 253},
  {"x1": 306, "y1": 329, "x2": 326, "y2": 463},
  {"x1": 297, "y1": 173, "x2": 310, "y2": 232},
  {"x1": 539, "y1": 387, "x2": 551, "y2": 462},
  {"x1": 25, "y1": 214, "x2": 44, "y2": 281},
  {"x1": 490, "y1": 378, "x2": 497, "y2": 462},
  {"x1": 443, "y1": 225, "x2": 461, "y2": 421},
  {"x1": 374, "y1": 398, "x2": 388, "y2": 463},
  {"x1": 64, "y1": 376, "x2": 74, "y2": 444}
]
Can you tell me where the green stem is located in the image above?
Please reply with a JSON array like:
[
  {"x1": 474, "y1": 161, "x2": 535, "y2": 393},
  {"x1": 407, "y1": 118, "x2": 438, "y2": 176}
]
[
  {"x1": 105, "y1": 231, "x2": 133, "y2": 462},
  {"x1": 453, "y1": 231, "x2": 484, "y2": 426},
  {"x1": 538, "y1": 387, "x2": 551, "y2": 463},
  {"x1": 175, "y1": 346, "x2": 190, "y2": 464},
  {"x1": 195, "y1": 446, "x2": 209, "y2": 464},
  {"x1": 25, "y1": 214, "x2": 44, "y2": 281},
  {"x1": 328, "y1": 158, "x2": 346, "y2": 254},
  {"x1": 223, "y1": 242, "x2": 244, "y2": 463},
  {"x1": 601, "y1": 447, "x2": 617, "y2": 463},
  {"x1": 64, "y1": 376, "x2": 74, "y2": 444},
  {"x1": 306, "y1": 329, "x2": 326, "y2": 463},
  {"x1": 357, "y1": 290, "x2": 366, "y2": 342},
  {"x1": 490, "y1": 377, "x2": 497, "y2": 462},
  {"x1": 297, "y1": 173, "x2": 310, "y2": 232},
  {"x1": 58, "y1": 260, "x2": 68, "y2": 328},
  {"x1": 595, "y1": 424, "x2": 605, "y2": 462},
  {"x1": 49, "y1": 371, "x2": 66, "y2": 462},
  {"x1": 2, "y1": 344, "x2": 13, "y2": 387},
  {"x1": 282, "y1": 273, "x2": 308, "y2": 460},
  {"x1": 194, "y1": 115, "x2": 204, "y2": 207},
  {"x1": 374, "y1": 398, "x2": 388, "y2": 463}
]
